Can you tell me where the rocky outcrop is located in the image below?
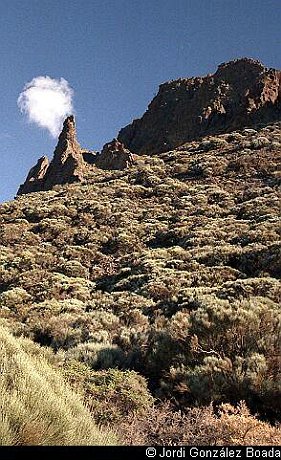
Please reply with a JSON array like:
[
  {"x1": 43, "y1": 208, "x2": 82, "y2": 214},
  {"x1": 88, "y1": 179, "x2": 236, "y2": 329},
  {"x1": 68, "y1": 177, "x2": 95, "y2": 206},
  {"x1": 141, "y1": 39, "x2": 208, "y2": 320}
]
[
  {"x1": 118, "y1": 58, "x2": 281, "y2": 154},
  {"x1": 43, "y1": 115, "x2": 85, "y2": 189},
  {"x1": 95, "y1": 139, "x2": 134, "y2": 170},
  {"x1": 17, "y1": 119, "x2": 135, "y2": 196},
  {"x1": 17, "y1": 116, "x2": 85, "y2": 195},
  {"x1": 17, "y1": 156, "x2": 49, "y2": 195}
]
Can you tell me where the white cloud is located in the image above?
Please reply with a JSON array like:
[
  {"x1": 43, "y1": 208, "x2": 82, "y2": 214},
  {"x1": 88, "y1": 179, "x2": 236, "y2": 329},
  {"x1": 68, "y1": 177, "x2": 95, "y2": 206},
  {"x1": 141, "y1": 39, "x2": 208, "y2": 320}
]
[{"x1": 17, "y1": 76, "x2": 74, "y2": 138}]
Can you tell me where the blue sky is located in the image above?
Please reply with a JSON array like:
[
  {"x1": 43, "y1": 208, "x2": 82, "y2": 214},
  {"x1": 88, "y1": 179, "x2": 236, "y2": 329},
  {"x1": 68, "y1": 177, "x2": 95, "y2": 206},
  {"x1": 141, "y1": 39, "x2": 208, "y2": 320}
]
[{"x1": 0, "y1": 0, "x2": 280, "y2": 202}]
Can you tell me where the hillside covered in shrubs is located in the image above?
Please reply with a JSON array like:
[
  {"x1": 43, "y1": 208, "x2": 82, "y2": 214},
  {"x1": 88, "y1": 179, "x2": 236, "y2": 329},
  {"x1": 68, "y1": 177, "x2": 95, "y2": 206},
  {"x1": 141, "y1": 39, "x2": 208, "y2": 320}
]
[{"x1": 0, "y1": 118, "x2": 280, "y2": 444}]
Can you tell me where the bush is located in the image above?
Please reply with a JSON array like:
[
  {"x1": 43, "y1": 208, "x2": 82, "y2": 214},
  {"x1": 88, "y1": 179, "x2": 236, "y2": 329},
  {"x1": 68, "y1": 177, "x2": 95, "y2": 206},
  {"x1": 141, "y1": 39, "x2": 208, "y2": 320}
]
[
  {"x1": 66, "y1": 342, "x2": 127, "y2": 369},
  {"x1": 84, "y1": 369, "x2": 153, "y2": 424},
  {"x1": 118, "y1": 401, "x2": 281, "y2": 445}
]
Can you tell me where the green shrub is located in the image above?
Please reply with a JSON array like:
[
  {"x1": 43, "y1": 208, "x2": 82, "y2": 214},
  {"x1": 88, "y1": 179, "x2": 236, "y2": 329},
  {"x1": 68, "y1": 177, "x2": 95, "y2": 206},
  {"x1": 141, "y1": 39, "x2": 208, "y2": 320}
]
[
  {"x1": 84, "y1": 369, "x2": 153, "y2": 424},
  {"x1": 66, "y1": 342, "x2": 127, "y2": 369}
]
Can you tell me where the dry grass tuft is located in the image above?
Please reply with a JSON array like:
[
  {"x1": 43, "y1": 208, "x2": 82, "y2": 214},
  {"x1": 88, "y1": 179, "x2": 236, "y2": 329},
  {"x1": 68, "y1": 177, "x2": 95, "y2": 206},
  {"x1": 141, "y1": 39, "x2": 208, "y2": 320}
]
[{"x1": 0, "y1": 325, "x2": 116, "y2": 445}]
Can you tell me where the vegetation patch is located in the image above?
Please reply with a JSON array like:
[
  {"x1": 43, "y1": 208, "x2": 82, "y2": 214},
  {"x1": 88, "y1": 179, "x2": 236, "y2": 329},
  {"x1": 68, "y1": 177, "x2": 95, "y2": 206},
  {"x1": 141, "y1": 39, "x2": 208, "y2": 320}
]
[{"x1": 0, "y1": 121, "x2": 280, "y2": 444}]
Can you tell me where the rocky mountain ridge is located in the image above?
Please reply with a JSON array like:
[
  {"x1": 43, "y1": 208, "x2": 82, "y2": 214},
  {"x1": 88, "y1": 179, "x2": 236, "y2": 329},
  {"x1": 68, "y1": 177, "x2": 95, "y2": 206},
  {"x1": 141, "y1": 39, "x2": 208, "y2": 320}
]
[
  {"x1": 17, "y1": 116, "x2": 134, "y2": 195},
  {"x1": 17, "y1": 57, "x2": 281, "y2": 195},
  {"x1": 119, "y1": 58, "x2": 281, "y2": 153}
]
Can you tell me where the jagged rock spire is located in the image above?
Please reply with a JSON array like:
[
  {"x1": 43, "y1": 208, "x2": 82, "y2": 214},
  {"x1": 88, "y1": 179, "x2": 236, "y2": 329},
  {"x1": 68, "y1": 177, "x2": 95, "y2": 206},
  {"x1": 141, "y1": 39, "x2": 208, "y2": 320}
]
[
  {"x1": 52, "y1": 115, "x2": 81, "y2": 163},
  {"x1": 17, "y1": 115, "x2": 85, "y2": 195},
  {"x1": 43, "y1": 115, "x2": 84, "y2": 189}
]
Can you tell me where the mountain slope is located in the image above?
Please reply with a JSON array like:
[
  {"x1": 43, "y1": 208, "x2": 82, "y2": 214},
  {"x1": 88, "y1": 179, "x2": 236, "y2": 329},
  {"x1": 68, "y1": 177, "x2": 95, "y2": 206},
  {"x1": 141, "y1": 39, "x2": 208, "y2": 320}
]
[
  {"x1": 1, "y1": 58, "x2": 281, "y2": 444},
  {"x1": 1, "y1": 121, "x2": 280, "y2": 432}
]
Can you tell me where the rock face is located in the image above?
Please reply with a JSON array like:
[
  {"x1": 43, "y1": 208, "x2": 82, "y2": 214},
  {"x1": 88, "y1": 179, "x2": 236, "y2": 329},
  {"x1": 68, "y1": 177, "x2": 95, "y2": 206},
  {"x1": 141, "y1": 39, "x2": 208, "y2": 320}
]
[
  {"x1": 82, "y1": 150, "x2": 97, "y2": 164},
  {"x1": 43, "y1": 115, "x2": 84, "y2": 189},
  {"x1": 17, "y1": 116, "x2": 85, "y2": 195},
  {"x1": 118, "y1": 58, "x2": 281, "y2": 154},
  {"x1": 17, "y1": 156, "x2": 49, "y2": 195},
  {"x1": 95, "y1": 138, "x2": 134, "y2": 170},
  {"x1": 17, "y1": 119, "x2": 135, "y2": 196}
]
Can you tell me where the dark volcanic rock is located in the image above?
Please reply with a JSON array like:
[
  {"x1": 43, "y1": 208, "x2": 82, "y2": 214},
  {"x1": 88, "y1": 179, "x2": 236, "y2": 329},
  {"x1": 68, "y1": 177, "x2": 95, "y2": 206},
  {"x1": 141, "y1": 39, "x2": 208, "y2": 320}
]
[
  {"x1": 18, "y1": 116, "x2": 85, "y2": 195},
  {"x1": 118, "y1": 58, "x2": 281, "y2": 154},
  {"x1": 43, "y1": 115, "x2": 85, "y2": 189},
  {"x1": 17, "y1": 120, "x2": 134, "y2": 196},
  {"x1": 82, "y1": 150, "x2": 97, "y2": 164},
  {"x1": 17, "y1": 156, "x2": 49, "y2": 195},
  {"x1": 95, "y1": 138, "x2": 134, "y2": 170}
]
